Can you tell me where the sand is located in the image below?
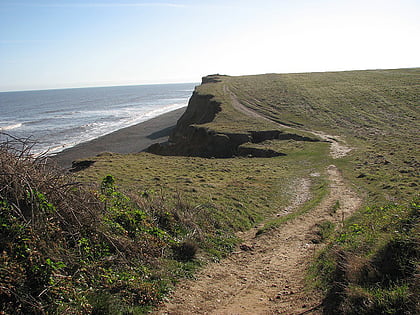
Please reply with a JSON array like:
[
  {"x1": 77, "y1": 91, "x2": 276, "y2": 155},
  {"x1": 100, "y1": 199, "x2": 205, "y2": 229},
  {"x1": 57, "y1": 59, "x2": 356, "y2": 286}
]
[{"x1": 51, "y1": 107, "x2": 185, "y2": 169}]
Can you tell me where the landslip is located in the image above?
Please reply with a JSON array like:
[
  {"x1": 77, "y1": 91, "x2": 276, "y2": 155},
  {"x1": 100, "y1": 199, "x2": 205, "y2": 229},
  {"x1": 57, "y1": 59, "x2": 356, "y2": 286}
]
[{"x1": 148, "y1": 74, "x2": 320, "y2": 158}]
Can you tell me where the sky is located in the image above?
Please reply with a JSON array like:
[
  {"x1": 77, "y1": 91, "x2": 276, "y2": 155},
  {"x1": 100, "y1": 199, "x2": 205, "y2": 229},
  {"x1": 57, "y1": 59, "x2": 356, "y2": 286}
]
[{"x1": 0, "y1": 0, "x2": 419, "y2": 91}]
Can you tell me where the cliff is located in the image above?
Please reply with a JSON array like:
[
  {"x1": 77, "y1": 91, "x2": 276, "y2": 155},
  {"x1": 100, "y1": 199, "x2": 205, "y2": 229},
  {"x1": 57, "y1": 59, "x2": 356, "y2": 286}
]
[{"x1": 147, "y1": 75, "x2": 319, "y2": 158}]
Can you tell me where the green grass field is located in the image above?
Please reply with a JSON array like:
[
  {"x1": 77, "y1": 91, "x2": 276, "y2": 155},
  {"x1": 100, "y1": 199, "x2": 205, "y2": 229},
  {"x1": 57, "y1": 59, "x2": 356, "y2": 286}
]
[
  {"x1": 199, "y1": 70, "x2": 419, "y2": 203},
  {"x1": 1, "y1": 68, "x2": 418, "y2": 314},
  {"x1": 76, "y1": 141, "x2": 330, "y2": 247}
]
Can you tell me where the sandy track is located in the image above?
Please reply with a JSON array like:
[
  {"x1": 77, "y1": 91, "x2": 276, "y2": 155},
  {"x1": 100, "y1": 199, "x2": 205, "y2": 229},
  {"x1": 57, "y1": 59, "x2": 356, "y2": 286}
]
[
  {"x1": 157, "y1": 165, "x2": 361, "y2": 314},
  {"x1": 155, "y1": 89, "x2": 361, "y2": 314}
]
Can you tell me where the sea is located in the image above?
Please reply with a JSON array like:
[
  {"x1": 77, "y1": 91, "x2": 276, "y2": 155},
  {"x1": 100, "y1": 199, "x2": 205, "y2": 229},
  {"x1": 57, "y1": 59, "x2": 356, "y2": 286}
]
[{"x1": 0, "y1": 83, "x2": 196, "y2": 155}]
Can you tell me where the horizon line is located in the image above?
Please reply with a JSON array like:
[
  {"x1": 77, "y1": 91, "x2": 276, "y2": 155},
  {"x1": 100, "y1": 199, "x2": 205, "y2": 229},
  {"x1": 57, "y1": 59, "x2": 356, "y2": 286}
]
[
  {"x1": 0, "y1": 81, "x2": 199, "y2": 93},
  {"x1": 2, "y1": 66, "x2": 419, "y2": 93}
]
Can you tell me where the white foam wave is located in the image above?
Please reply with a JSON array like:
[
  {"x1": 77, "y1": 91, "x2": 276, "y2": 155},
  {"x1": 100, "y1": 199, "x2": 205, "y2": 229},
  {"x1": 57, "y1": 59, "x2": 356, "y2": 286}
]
[
  {"x1": 44, "y1": 103, "x2": 187, "y2": 155},
  {"x1": 0, "y1": 123, "x2": 23, "y2": 131},
  {"x1": 126, "y1": 102, "x2": 186, "y2": 126}
]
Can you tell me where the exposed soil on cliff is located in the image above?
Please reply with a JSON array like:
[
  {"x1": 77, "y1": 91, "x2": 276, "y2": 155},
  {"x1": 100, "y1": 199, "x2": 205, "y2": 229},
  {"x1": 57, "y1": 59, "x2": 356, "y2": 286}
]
[{"x1": 155, "y1": 90, "x2": 362, "y2": 314}]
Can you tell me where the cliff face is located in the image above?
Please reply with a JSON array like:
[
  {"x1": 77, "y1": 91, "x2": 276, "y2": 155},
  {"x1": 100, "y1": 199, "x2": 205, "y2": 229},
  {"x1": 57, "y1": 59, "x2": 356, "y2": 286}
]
[
  {"x1": 147, "y1": 75, "x2": 319, "y2": 158},
  {"x1": 147, "y1": 88, "x2": 248, "y2": 157},
  {"x1": 170, "y1": 91, "x2": 222, "y2": 146},
  {"x1": 148, "y1": 75, "x2": 243, "y2": 157}
]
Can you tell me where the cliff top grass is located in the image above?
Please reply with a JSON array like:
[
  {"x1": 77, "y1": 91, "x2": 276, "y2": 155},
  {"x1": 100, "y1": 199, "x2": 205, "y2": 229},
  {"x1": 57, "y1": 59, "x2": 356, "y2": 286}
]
[
  {"x1": 194, "y1": 69, "x2": 419, "y2": 202},
  {"x1": 192, "y1": 77, "x2": 276, "y2": 132},
  {"x1": 76, "y1": 140, "x2": 330, "y2": 236},
  {"x1": 191, "y1": 75, "x2": 316, "y2": 139},
  {"x1": 197, "y1": 69, "x2": 419, "y2": 138}
]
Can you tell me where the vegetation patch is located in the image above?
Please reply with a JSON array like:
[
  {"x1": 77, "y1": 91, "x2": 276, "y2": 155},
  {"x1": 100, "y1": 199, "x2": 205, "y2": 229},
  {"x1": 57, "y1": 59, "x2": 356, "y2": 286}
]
[
  {"x1": 311, "y1": 199, "x2": 419, "y2": 314},
  {"x1": 257, "y1": 178, "x2": 328, "y2": 235},
  {"x1": 0, "y1": 139, "x2": 207, "y2": 314}
]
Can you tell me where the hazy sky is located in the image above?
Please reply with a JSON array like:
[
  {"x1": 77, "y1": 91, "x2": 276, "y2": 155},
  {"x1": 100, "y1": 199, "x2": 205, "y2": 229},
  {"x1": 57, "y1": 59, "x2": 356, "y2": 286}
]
[{"x1": 1, "y1": 0, "x2": 419, "y2": 91}]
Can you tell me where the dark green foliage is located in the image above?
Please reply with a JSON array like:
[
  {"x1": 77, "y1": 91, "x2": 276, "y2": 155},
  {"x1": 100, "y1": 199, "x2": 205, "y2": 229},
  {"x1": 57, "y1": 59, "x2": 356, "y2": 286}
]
[
  {"x1": 101, "y1": 174, "x2": 116, "y2": 195},
  {"x1": 367, "y1": 236, "x2": 418, "y2": 286},
  {"x1": 314, "y1": 220, "x2": 335, "y2": 243},
  {"x1": 172, "y1": 241, "x2": 198, "y2": 261},
  {"x1": 0, "y1": 141, "x2": 202, "y2": 314}
]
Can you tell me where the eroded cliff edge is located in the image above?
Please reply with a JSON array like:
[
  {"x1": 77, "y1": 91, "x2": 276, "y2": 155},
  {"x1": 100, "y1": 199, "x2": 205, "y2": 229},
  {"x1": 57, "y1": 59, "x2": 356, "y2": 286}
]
[{"x1": 147, "y1": 75, "x2": 319, "y2": 158}]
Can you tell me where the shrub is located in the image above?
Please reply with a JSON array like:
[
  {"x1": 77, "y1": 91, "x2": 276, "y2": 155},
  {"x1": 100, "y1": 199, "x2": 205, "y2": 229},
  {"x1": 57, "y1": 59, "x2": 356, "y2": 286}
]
[
  {"x1": 172, "y1": 241, "x2": 198, "y2": 261},
  {"x1": 0, "y1": 136, "x2": 182, "y2": 314}
]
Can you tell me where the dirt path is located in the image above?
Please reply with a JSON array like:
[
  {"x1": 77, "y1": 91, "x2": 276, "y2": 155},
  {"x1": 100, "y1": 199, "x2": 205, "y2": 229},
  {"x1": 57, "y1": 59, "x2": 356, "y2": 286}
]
[
  {"x1": 155, "y1": 90, "x2": 361, "y2": 314},
  {"x1": 225, "y1": 85, "x2": 352, "y2": 159},
  {"x1": 157, "y1": 165, "x2": 361, "y2": 314}
]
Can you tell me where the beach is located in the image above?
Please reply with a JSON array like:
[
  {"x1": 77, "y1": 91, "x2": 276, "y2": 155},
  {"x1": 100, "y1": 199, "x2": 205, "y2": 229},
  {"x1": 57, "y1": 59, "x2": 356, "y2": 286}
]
[{"x1": 51, "y1": 107, "x2": 185, "y2": 169}]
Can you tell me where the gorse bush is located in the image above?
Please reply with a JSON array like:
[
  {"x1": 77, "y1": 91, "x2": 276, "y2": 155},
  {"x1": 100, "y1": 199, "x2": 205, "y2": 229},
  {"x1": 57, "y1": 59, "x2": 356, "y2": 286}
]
[{"x1": 0, "y1": 136, "x2": 210, "y2": 314}]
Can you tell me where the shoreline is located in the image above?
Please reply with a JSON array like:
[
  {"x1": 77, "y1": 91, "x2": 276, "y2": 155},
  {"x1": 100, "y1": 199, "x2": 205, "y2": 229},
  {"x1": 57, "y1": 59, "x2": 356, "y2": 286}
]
[{"x1": 51, "y1": 107, "x2": 185, "y2": 169}]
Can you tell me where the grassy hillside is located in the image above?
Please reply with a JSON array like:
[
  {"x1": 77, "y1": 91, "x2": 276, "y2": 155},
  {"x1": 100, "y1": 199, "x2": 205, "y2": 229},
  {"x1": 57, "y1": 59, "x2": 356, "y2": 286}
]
[
  {"x1": 1, "y1": 68, "x2": 418, "y2": 314},
  {"x1": 224, "y1": 69, "x2": 419, "y2": 202},
  {"x1": 77, "y1": 68, "x2": 419, "y2": 313}
]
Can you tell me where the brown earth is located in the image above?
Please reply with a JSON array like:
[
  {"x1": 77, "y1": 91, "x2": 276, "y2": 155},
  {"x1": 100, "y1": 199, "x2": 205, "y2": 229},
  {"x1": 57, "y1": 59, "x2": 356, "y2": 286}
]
[{"x1": 155, "y1": 88, "x2": 362, "y2": 314}]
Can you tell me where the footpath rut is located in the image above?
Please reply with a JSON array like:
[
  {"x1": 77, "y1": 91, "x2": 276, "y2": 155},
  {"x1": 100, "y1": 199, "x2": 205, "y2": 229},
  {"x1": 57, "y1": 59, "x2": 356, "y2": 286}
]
[
  {"x1": 155, "y1": 89, "x2": 361, "y2": 314},
  {"x1": 225, "y1": 85, "x2": 353, "y2": 159}
]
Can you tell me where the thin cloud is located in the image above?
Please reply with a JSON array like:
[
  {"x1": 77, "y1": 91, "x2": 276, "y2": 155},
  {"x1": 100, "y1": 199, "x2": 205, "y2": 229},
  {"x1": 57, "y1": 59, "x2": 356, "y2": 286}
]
[
  {"x1": 2, "y1": 2, "x2": 243, "y2": 10},
  {"x1": 10, "y1": 2, "x2": 187, "y2": 8},
  {"x1": 0, "y1": 39, "x2": 54, "y2": 44}
]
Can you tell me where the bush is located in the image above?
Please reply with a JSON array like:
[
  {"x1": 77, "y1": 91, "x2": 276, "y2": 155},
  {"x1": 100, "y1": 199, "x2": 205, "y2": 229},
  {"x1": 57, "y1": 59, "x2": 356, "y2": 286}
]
[
  {"x1": 173, "y1": 241, "x2": 198, "y2": 261},
  {"x1": 0, "y1": 136, "x2": 185, "y2": 314}
]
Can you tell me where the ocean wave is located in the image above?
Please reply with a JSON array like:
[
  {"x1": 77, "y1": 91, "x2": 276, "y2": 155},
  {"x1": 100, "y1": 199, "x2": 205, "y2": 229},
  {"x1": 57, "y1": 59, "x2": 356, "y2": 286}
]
[
  {"x1": 1, "y1": 82, "x2": 195, "y2": 155},
  {"x1": 42, "y1": 103, "x2": 188, "y2": 155},
  {"x1": 0, "y1": 122, "x2": 23, "y2": 131},
  {"x1": 83, "y1": 102, "x2": 187, "y2": 138},
  {"x1": 25, "y1": 118, "x2": 51, "y2": 126}
]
